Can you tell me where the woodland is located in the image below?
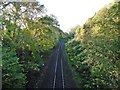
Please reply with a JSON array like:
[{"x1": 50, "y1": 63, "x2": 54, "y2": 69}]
[{"x1": 1, "y1": 1, "x2": 120, "y2": 89}]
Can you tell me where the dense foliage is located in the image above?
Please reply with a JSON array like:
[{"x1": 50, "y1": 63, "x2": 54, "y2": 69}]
[
  {"x1": 66, "y1": 1, "x2": 120, "y2": 88},
  {"x1": 2, "y1": 46, "x2": 26, "y2": 88},
  {"x1": 1, "y1": 1, "x2": 65, "y2": 88}
]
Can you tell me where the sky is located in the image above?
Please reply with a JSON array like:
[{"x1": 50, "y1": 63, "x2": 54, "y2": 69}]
[{"x1": 38, "y1": 0, "x2": 114, "y2": 32}]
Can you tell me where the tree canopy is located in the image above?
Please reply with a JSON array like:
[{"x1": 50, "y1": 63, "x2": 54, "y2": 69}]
[
  {"x1": 66, "y1": 1, "x2": 120, "y2": 88},
  {"x1": 1, "y1": 1, "x2": 65, "y2": 88}
]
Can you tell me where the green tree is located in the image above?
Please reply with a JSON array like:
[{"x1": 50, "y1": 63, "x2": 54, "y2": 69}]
[{"x1": 66, "y1": 1, "x2": 120, "y2": 88}]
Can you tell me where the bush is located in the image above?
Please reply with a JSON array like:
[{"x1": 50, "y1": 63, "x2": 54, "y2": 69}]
[{"x1": 2, "y1": 46, "x2": 26, "y2": 88}]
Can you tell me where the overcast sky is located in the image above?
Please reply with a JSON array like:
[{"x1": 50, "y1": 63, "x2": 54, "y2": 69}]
[{"x1": 38, "y1": 0, "x2": 113, "y2": 32}]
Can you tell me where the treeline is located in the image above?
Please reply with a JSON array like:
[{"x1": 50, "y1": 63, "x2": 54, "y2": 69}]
[
  {"x1": 1, "y1": 1, "x2": 65, "y2": 88},
  {"x1": 66, "y1": 1, "x2": 119, "y2": 88}
]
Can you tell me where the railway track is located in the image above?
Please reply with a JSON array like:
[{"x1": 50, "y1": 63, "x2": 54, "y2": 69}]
[
  {"x1": 36, "y1": 41, "x2": 77, "y2": 88},
  {"x1": 53, "y1": 44, "x2": 64, "y2": 89}
]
